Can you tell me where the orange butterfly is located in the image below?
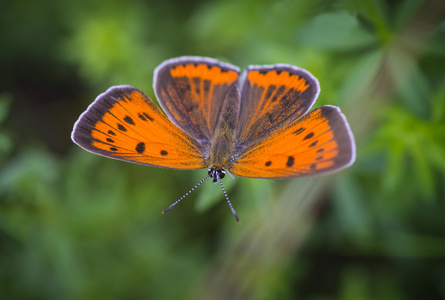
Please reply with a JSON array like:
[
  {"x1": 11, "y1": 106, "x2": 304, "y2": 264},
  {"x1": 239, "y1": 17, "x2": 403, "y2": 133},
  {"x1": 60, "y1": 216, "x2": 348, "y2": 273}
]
[{"x1": 72, "y1": 56, "x2": 355, "y2": 222}]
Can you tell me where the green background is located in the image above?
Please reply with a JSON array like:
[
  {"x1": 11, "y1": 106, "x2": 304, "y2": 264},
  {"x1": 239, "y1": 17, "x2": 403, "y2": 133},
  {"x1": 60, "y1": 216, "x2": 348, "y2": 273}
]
[{"x1": 1, "y1": 0, "x2": 444, "y2": 299}]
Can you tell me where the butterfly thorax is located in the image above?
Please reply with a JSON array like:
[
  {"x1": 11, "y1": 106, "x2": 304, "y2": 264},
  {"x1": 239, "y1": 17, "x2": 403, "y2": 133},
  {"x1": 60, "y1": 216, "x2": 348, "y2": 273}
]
[{"x1": 207, "y1": 121, "x2": 234, "y2": 171}]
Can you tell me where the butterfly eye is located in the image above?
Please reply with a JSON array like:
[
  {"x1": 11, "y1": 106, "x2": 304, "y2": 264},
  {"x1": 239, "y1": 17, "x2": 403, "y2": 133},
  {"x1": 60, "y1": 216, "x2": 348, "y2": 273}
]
[{"x1": 219, "y1": 170, "x2": 226, "y2": 179}]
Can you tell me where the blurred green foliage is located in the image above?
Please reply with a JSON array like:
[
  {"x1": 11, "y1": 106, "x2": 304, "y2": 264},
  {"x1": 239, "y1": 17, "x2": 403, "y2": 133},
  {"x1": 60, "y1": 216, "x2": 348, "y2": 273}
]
[{"x1": 1, "y1": 0, "x2": 444, "y2": 299}]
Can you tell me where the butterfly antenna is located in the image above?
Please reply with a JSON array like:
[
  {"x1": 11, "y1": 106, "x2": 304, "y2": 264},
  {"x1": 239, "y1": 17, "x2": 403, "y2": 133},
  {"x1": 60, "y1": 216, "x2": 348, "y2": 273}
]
[
  {"x1": 218, "y1": 178, "x2": 240, "y2": 224},
  {"x1": 162, "y1": 174, "x2": 210, "y2": 215}
]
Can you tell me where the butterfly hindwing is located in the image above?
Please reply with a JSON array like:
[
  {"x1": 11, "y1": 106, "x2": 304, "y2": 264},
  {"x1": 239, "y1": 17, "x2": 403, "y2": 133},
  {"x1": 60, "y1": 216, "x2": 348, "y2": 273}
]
[
  {"x1": 72, "y1": 85, "x2": 207, "y2": 170},
  {"x1": 154, "y1": 56, "x2": 240, "y2": 142},
  {"x1": 230, "y1": 105, "x2": 355, "y2": 178},
  {"x1": 236, "y1": 65, "x2": 320, "y2": 148}
]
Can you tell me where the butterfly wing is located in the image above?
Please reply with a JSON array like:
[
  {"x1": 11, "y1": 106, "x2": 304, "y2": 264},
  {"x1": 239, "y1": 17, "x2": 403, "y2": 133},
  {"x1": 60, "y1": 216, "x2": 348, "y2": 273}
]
[
  {"x1": 71, "y1": 85, "x2": 207, "y2": 170},
  {"x1": 229, "y1": 105, "x2": 355, "y2": 178},
  {"x1": 153, "y1": 56, "x2": 240, "y2": 143},
  {"x1": 236, "y1": 65, "x2": 320, "y2": 148}
]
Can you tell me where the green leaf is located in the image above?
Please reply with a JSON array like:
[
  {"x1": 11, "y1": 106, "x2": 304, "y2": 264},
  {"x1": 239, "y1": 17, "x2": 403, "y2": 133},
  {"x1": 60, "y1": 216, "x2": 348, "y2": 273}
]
[
  {"x1": 398, "y1": 65, "x2": 432, "y2": 119},
  {"x1": 299, "y1": 11, "x2": 376, "y2": 51},
  {"x1": 411, "y1": 142, "x2": 435, "y2": 200},
  {"x1": 334, "y1": 175, "x2": 372, "y2": 241}
]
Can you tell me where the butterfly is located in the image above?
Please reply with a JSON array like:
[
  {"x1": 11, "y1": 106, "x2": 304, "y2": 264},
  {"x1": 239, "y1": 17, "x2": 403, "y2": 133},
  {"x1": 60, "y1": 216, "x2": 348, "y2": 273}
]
[{"x1": 71, "y1": 56, "x2": 355, "y2": 222}]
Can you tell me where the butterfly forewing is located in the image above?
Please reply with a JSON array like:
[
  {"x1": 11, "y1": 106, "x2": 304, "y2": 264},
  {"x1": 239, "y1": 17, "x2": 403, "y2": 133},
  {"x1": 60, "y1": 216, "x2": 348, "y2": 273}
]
[
  {"x1": 154, "y1": 57, "x2": 240, "y2": 143},
  {"x1": 230, "y1": 105, "x2": 355, "y2": 178},
  {"x1": 236, "y1": 65, "x2": 320, "y2": 148},
  {"x1": 72, "y1": 85, "x2": 207, "y2": 170}
]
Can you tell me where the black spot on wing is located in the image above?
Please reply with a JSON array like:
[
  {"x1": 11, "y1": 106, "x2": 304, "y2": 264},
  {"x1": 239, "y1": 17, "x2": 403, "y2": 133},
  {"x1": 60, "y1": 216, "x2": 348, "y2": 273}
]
[
  {"x1": 143, "y1": 113, "x2": 153, "y2": 121},
  {"x1": 303, "y1": 132, "x2": 314, "y2": 140},
  {"x1": 293, "y1": 127, "x2": 305, "y2": 135},
  {"x1": 160, "y1": 150, "x2": 168, "y2": 156},
  {"x1": 309, "y1": 140, "x2": 318, "y2": 147},
  {"x1": 286, "y1": 156, "x2": 294, "y2": 167},
  {"x1": 265, "y1": 161, "x2": 272, "y2": 167},
  {"x1": 136, "y1": 142, "x2": 145, "y2": 154},
  {"x1": 124, "y1": 116, "x2": 135, "y2": 125},
  {"x1": 117, "y1": 124, "x2": 127, "y2": 132},
  {"x1": 138, "y1": 113, "x2": 154, "y2": 122}
]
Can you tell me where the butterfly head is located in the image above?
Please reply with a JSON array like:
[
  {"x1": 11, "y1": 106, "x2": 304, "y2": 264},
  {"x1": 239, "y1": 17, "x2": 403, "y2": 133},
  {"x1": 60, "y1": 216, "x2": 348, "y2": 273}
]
[{"x1": 208, "y1": 167, "x2": 225, "y2": 183}]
